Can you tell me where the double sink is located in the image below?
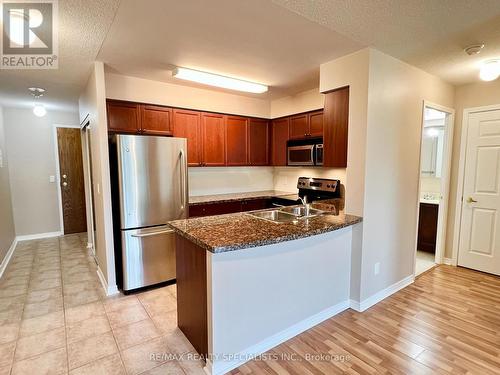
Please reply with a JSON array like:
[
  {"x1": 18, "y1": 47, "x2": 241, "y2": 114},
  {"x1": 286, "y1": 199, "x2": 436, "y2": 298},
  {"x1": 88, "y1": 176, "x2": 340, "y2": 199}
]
[{"x1": 248, "y1": 205, "x2": 325, "y2": 224}]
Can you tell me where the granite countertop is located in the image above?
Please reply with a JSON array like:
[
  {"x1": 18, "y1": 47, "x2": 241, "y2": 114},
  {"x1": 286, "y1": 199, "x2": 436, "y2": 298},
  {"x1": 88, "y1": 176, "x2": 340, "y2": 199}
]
[
  {"x1": 169, "y1": 199, "x2": 362, "y2": 253},
  {"x1": 189, "y1": 190, "x2": 299, "y2": 205}
]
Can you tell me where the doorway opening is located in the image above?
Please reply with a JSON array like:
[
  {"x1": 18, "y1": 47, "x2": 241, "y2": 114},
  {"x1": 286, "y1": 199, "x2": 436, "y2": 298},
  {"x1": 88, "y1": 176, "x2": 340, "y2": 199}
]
[
  {"x1": 54, "y1": 125, "x2": 87, "y2": 235},
  {"x1": 415, "y1": 103, "x2": 454, "y2": 276}
]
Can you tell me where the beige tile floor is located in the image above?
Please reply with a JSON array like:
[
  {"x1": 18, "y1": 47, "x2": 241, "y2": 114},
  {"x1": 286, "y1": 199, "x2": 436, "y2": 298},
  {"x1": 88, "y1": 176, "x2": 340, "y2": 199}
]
[
  {"x1": 0, "y1": 233, "x2": 206, "y2": 375},
  {"x1": 415, "y1": 250, "x2": 436, "y2": 276}
]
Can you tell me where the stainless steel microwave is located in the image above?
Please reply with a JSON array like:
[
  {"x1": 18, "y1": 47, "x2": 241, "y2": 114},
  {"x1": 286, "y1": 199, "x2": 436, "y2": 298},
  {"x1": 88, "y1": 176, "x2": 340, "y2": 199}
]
[{"x1": 287, "y1": 138, "x2": 323, "y2": 166}]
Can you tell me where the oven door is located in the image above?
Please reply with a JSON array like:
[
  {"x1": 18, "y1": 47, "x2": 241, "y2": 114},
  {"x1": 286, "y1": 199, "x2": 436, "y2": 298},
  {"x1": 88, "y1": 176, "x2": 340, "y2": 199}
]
[{"x1": 287, "y1": 145, "x2": 315, "y2": 166}]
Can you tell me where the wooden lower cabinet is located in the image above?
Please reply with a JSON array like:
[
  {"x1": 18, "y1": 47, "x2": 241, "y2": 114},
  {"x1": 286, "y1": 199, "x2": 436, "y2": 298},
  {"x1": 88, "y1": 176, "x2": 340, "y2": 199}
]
[{"x1": 417, "y1": 203, "x2": 439, "y2": 253}]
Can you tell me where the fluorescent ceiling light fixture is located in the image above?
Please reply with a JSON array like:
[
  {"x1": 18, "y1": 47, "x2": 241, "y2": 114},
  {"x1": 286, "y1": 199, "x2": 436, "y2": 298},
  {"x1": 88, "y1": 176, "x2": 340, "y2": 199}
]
[
  {"x1": 479, "y1": 60, "x2": 500, "y2": 81},
  {"x1": 33, "y1": 104, "x2": 46, "y2": 117},
  {"x1": 172, "y1": 67, "x2": 268, "y2": 94}
]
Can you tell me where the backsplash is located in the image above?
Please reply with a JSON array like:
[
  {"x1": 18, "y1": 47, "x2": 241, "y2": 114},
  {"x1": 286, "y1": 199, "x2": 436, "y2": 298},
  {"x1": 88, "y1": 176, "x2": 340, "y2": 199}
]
[{"x1": 189, "y1": 167, "x2": 274, "y2": 196}]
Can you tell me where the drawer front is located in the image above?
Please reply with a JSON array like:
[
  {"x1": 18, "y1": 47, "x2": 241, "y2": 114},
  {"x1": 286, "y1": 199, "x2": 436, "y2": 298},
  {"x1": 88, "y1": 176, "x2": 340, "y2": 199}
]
[{"x1": 121, "y1": 226, "x2": 176, "y2": 291}]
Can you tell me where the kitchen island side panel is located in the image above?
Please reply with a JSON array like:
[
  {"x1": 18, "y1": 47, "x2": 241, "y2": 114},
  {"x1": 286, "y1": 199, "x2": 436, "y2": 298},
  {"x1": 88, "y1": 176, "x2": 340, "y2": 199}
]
[{"x1": 175, "y1": 234, "x2": 208, "y2": 357}]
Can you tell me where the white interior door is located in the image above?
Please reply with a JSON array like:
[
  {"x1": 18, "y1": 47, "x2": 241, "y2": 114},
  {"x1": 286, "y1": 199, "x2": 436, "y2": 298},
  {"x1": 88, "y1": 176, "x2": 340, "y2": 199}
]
[{"x1": 458, "y1": 109, "x2": 500, "y2": 275}]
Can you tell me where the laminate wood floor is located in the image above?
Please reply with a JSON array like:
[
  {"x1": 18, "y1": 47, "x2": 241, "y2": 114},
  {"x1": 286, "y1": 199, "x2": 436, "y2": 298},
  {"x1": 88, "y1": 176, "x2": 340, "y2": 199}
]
[{"x1": 231, "y1": 266, "x2": 500, "y2": 375}]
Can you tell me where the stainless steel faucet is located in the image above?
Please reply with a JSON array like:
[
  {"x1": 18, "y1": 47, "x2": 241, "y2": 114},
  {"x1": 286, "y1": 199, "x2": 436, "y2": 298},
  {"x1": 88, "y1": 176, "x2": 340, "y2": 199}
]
[{"x1": 298, "y1": 196, "x2": 310, "y2": 216}]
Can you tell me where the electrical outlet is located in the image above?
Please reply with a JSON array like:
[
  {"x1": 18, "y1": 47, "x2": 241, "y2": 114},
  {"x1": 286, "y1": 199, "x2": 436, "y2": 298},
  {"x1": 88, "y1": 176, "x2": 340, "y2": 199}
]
[{"x1": 374, "y1": 262, "x2": 380, "y2": 275}]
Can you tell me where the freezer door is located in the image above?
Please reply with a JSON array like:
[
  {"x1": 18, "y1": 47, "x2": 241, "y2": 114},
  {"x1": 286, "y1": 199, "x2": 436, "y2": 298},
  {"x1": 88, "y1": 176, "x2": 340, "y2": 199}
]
[
  {"x1": 116, "y1": 135, "x2": 188, "y2": 229},
  {"x1": 121, "y1": 226, "x2": 176, "y2": 291}
]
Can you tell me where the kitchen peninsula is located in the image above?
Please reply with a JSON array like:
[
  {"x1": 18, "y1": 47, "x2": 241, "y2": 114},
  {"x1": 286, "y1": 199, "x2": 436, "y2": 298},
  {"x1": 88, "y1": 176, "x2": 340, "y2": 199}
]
[{"x1": 169, "y1": 195, "x2": 362, "y2": 375}]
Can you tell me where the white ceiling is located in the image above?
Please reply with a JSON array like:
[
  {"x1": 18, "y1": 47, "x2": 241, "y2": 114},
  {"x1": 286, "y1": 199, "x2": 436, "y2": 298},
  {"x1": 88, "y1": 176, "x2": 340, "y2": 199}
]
[
  {"x1": 97, "y1": 0, "x2": 364, "y2": 99},
  {"x1": 3, "y1": 0, "x2": 500, "y2": 110},
  {"x1": 0, "y1": 0, "x2": 120, "y2": 111},
  {"x1": 272, "y1": 0, "x2": 500, "y2": 85}
]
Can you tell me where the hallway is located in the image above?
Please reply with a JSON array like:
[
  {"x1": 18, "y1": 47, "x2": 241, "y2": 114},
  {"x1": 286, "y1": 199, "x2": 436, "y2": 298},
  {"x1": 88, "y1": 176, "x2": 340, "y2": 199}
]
[{"x1": 0, "y1": 234, "x2": 204, "y2": 375}]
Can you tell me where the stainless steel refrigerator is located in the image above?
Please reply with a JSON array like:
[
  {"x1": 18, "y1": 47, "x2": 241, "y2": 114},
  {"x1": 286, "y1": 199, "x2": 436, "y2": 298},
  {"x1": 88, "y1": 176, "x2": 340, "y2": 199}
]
[{"x1": 110, "y1": 134, "x2": 188, "y2": 292}]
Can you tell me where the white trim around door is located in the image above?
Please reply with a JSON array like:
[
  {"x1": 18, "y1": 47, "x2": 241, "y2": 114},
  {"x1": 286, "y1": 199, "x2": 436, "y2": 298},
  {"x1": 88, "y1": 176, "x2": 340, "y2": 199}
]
[{"x1": 414, "y1": 101, "x2": 455, "y2": 276}]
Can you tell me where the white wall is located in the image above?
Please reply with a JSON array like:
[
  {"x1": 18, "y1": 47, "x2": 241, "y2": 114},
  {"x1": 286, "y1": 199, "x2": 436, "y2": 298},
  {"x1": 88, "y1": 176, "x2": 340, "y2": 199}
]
[
  {"x1": 105, "y1": 73, "x2": 270, "y2": 118},
  {"x1": 209, "y1": 227, "x2": 353, "y2": 374},
  {"x1": 445, "y1": 80, "x2": 500, "y2": 259},
  {"x1": 320, "y1": 48, "x2": 455, "y2": 303},
  {"x1": 0, "y1": 105, "x2": 16, "y2": 264},
  {"x1": 3, "y1": 107, "x2": 79, "y2": 236},
  {"x1": 270, "y1": 88, "x2": 324, "y2": 118},
  {"x1": 79, "y1": 62, "x2": 116, "y2": 291},
  {"x1": 361, "y1": 49, "x2": 454, "y2": 299}
]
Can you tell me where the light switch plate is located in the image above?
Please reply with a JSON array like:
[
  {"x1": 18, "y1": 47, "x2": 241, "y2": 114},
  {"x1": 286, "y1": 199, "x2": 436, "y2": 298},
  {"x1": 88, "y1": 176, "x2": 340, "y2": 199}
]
[
  {"x1": 0, "y1": 148, "x2": 3, "y2": 168},
  {"x1": 49, "y1": 175, "x2": 56, "y2": 183}
]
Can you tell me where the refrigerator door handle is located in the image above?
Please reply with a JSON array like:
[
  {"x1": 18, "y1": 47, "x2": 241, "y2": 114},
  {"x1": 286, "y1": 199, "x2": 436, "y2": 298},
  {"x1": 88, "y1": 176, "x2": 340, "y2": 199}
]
[
  {"x1": 131, "y1": 229, "x2": 174, "y2": 238},
  {"x1": 179, "y1": 149, "x2": 187, "y2": 212}
]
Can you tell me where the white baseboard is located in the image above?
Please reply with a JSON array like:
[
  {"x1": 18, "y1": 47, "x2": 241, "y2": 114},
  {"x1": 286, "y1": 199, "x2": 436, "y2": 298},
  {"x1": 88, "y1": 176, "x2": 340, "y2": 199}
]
[
  {"x1": 210, "y1": 300, "x2": 350, "y2": 375},
  {"x1": 96, "y1": 266, "x2": 119, "y2": 296},
  {"x1": 0, "y1": 238, "x2": 18, "y2": 278},
  {"x1": 349, "y1": 274, "x2": 414, "y2": 312},
  {"x1": 443, "y1": 257, "x2": 456, "y2": 266},
  {"x1": 16, "y1": 231, "x2": 62, "y2": 242}
]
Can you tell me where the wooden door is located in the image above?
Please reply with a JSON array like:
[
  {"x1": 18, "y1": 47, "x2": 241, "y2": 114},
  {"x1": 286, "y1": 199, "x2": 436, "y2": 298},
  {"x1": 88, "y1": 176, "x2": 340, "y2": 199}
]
[
  {"x1": 57, "y1": 128, "x2": 87, "y2": 234},
  {"x1": 289, "y1": 114, "x2": 309, "y2": 139},
  {"x1": 248, "y1": 118, "x2": 269, "y2": 165},
  {"x1": 309, "y1": 110, "x2": 324, "y2": 137},
  {"x1": 323, "y1": 86, "x2": 349, "y2": 167},
  {"x1": 141, "y1": 105, "x2": 172, "y2": 136},
  {"x1": 173, "y1": 109, "x2": 202, "y2": 166},
  {"x1": 225, "y1": 116, "x2": 248, "y2": 166},
  {"x1": 107, "y1": 100, "x2": 141, "y2": 133},
  {"x1": 201, "y1": 113, "x2": 225, "y2": 166},
  {"x1": 458, "y1": 109, "x2": 500, "y2": 275},
  {"x1": 271, "y1": 118, "x2": 289, "y2": 166}
]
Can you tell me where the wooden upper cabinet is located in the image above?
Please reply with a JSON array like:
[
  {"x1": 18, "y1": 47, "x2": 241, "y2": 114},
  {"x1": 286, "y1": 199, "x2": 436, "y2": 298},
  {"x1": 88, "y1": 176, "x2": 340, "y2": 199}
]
[
  {"x1": 225, "y1": 116, "x2": 248, "y2": 166},
  {"x1": 173, "y1": 109, "x2": 202, "y2": 166},
  {"x1": 141, "y1": 105, "x2": 172, "y2": 135},
  {"x1": 271, "y1": 118, "x2": 289, "y2": 166},
  {"x1": 289, "y1": 114, "x2": 309, "y2": 139},
  {"x1": 308, "y1": 110, "x2": 324, "y2": 137},
  {"x1": 107, "y1": 100, "x2": 140, "y2": 133},
  {"x1": 201, "y1": 113, "x2": 225, "y2": 166},
  {"x1": 323, "y1": 86, "x2": 349, "y2": 168},
  {"x1": 248, "y1": 118, "x2": 269, "y2": 165}
]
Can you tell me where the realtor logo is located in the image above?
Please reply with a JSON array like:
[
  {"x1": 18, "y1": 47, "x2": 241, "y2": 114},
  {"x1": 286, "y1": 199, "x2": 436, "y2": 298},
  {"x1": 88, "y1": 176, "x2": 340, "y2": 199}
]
[{"x1": 1, "y1": 0, "x2": 58, "y2": 69}]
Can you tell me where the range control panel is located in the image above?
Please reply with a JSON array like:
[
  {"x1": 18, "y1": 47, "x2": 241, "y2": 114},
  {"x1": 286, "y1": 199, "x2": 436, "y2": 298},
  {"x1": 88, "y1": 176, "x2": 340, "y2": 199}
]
[{"x1": 297, "y1": 177, "x2": 339, "y2": 193}]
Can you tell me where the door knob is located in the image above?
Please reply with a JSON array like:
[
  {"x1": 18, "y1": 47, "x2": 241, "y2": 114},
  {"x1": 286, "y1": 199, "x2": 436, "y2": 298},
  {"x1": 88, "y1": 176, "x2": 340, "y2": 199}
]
[
  {"x1": 466, "y1": 197, "x2": 477, "y2": 203},
  {"x1": 62, "y1": 174, "x2": 67, "y2": 179},
  {"x1": 62, "y1": 182, "x2": 68, "y2": 187}
]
